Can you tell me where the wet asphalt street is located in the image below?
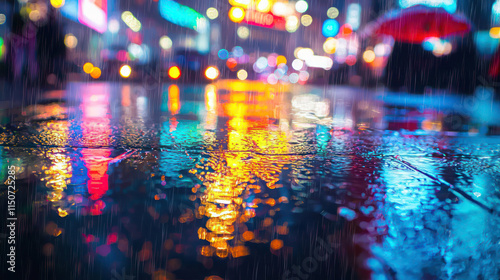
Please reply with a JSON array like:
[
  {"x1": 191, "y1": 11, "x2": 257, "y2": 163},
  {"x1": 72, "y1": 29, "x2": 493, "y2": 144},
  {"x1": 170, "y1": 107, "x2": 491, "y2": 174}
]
[{"x1": 0, "y1": 81, "x2": 500, "y2": 280}]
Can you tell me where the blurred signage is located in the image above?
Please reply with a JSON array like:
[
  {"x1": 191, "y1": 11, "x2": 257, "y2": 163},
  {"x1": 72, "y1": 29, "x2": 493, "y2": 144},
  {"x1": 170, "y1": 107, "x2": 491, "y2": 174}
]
[
  {"x1": 159, "y1": 0, "x2": 207, "y2": 32},
  {"x1": 399, "y1": 0, "x2": 457, "y2": 13},
  {"x1": 78, "y1": 0, "x2": 108, "y2": 33},
  {"x1": 244, "y1": 10, "x2": 286, "y2": 30},
  {"x1": 346, "y1": 3, "x2": 361, "y2": 31},
  {"x1": 493, "y1": 1, "x2": 500, "y2": 26}
]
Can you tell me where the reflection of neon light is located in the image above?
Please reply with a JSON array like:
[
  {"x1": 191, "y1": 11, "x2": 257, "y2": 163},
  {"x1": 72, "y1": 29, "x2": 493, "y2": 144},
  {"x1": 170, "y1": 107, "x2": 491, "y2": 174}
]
[
  {"x1": 82, "y1": 149, "x2": 111, "y2": 201},
  {"x1": 399, "y1": 0, "x2": 456, "y2": 13},
  {"x1": 159, "y1": 0, "x2": 207, "y2": 32},
  {"x1": 78, "y1": 0, "x2": 108, "y2": 33},
  {"x1": 168, "y1": 85, "x2": 180, "y2": 115},
  {"x1": 81, "y1": 88, "x2": 112, "y2": 203}
]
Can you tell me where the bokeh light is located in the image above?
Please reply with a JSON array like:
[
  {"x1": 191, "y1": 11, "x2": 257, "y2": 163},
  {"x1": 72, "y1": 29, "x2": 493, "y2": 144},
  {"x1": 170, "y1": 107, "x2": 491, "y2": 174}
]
[
  {"x1": 257, "y1": 0, "x2": 272, "y2": 13},
  {"x1": 64, "y1": 34, "x2": 78, "y2": 49},
  {"x1": 205, "y1": 66, "x2": 220, "y2": 80},
  {"x1": 119, "y1": 65, "x2": 132, "y2": 78},
  {"x1": 237, "y1": 26, "x2": 250, "y2": 39},
  {"x1": 159, "y1": 36, "x2": 173, "y2": 50},
  {"x1": 0, "y1": 14, "x2": 5, "y2": 25},
  {"x1": 295, "y1": 0, "x2": 308, "y2": 13},
  {"x1": 108, "y1": 19, "x2": 120, "y2": 33},
  {"x1": 237, "y1": 69, "x2": 248, "y2": 80},
  {"x1": 121, "y1": 11, "x2": 142, "y2": 32},
  {"x1": 363, "y1": 49, "x2": 376, "y2": 63},
  {"x1": 218, "y1": 49, "x2": 229, "y2": 59},
  {"x1": 327, "y1": 7, "x2": 339, "y2": 19},
  {"x1": 206, "y1": 7, "x2": 219, "y2": 20},
  {"x1": 490, "y1": 27, "x2": 500, "y2": 39},
  {"x1": 226, "y1": 58, "x2": 238, "y2": 69},
  {"x1": 301, "y1": 15, "x2": 313, "y2": 27},
  {"x1": 90, "y1": 67, "x2": 101, "y2": 79},
  {"x1": 323, "y1": 38, "x2": 337, "y2": 54},
  {"x1": 322, "y1": 19, "x2": 340, "y2": 37},
  {"x1": 286, "y1": 15, "x2": 299, "y2": 33},
  {"x1": 50, "y1": 0, "x2": 65, "y2": 9},
  {"x1": 229, "y1": 7, "x2": 245, "y2": 23},
  {"x1": 292, "y1": 59, "x2": 304, "y2": 71},
  {"x1": 168, "y1": 66, "x2": 181, "y2": 79},
  {"x1": 83, "y1": 63, "x2": 94, "y2": 74},
  {"x1": 276, "y1": 55, "x2": 287, "y2": 65}
]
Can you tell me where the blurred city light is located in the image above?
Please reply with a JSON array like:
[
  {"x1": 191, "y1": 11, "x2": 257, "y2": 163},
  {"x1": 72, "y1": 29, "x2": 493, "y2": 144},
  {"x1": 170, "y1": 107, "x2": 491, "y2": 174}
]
[
  {"x1": 206, "y1": 7, "x2": 219, "y2": 19},
  {"x1": 292, "y1": 59, "x2": 304, "y2": 70},
  {"x1": 79, "y1": 0, "x2": 107, "y2": 33},
  {"x1": 305, "y1": 56, "x2": 333, "y2": 70},
  {"x1": 83, "y1": 63, "x2": 94, "y2": 74},
  {"x1": 159, "y1": 36, "x2": 173, "y2": 50},
  {"x1": 205, "y1": 66, "x2": 220, "y2": 80},
  {"x1": 256, "y1": 0, "x2": 272, "y2": 13},
  {"x1": 301, "y1": 15, "x2": 312, "y2": 27},
  {"x1": 295, "y1": 0, "x2": 308, "y2": 13},
  {"x1": 323, "y1": 38, "x2": 337, "y2": 54},
  {"x1": 64, "y1": 34, "x2": 78, "y2": 49},
  {"x1": 493, "y1": 1, "x2": 500, "y2": 25},
  {"x1": 346, "y1": 3, "x2": 361, "y2": 30},
  {"x1": 108, "y1": 19, "x2": 120, "y2": 33},
  {"x1": 237, "y1": 69, "x2": 248, "y2": 80},
  {"x1": 0, "y1": 14, "x2": 5, "y2": 25},
  {"x1": 237, "y1": 26, "x2": 250, "y2": 39},
  {"x1": 50, "y1": 0, "x2": 65, "y2": 8},
  {"x1": 327, "y1": 7, "x2": 339, "y2": 19},
  {"x1": 490, "y1": 27, "x2": 500, "y2": 39},
  {"x1": 363, "y1": 49, "x2": 376, "y2": 63},
  {"x1": 422, "y1": 37, "x2": 452, "y2": 57},
  {"x1": 229, "y1": 7, "x2": 246, "y2": 23},
  {"x1": 272, "y1": 2, "x2": 294, "y2": 16},
  {"x1": 399, "y1": 0, "x2": 457, "y2": 13},
  {"x1": 159, "y1": 0, "x2": 207, "y2": 32},
  {"x1": 286, "y1": 15, "x2": 299, "y2": 32},
  {"x1": 322, "y1": 19, "x2": 340, "y2": 37},
  {"x1": 226, "y1": 58, "x2": 238, "y2": 68},
  {"x1": 276, "y1": 55, "x2": 287, "y2": 65},
  {"x1": 297, "y1": 48, "x2": 314, "y2": 60},
  {"x1": 339, "y1": 24, "x2": 353, "y2": 37},
  {"x1": 121, "y1": 11, "x2": 141, "y2": 32},
  {"x1": 229, "y1": 0, "x2": 251, "y2": 8},
  {"x1": 119, "y1": 65, "x2": 132, "y2": 78},
  {"x1": 218, "y1": 49, "x2": 229, "y2": 59},
  {"x1": 90, "y1": 67, "x2": 101, "y2": 79},
  {"x1": 168, "y1": 66, "x2": 181, "y2": 79}
]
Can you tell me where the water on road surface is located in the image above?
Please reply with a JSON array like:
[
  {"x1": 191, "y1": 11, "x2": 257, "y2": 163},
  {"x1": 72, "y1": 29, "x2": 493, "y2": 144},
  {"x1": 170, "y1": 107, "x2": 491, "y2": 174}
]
[{"x1": 1, "y1": 81, "x2": 500, "y2": 280}]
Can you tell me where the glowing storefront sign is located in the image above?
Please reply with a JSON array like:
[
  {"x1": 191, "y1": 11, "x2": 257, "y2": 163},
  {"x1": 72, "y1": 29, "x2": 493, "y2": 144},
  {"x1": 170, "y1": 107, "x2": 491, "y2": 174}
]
[
  {"x1": 244, "y1": 10, "x2": 286, "y2": 30},
  {"x1": 78, "y1": 0, "x2": 108, "y2": 33},
  {"x1": 399, "y1": 0, "x2": 457, "y2": 13}
]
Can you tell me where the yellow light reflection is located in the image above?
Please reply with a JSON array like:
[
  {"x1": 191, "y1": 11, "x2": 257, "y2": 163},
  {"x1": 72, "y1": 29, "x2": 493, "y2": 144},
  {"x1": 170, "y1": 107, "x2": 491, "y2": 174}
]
[
  {"x1": 194, "y1": 82, "x2": 299, "y2": 256},
  {"x1": 168, "y1": 85, "x2": 180, "y2": 115}
]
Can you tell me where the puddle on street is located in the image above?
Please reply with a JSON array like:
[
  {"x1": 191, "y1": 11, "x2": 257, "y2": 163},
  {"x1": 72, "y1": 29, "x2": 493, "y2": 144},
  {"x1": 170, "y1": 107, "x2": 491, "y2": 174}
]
[{"x1": 1, "y1": 82, "x2": 500, "y2": 279}]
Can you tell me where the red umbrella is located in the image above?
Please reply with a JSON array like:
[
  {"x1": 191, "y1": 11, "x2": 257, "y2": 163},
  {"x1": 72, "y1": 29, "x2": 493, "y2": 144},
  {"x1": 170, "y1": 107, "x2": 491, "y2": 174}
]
[{"x1": 374, "y1": 5, "x2": 472, "y2": 43}]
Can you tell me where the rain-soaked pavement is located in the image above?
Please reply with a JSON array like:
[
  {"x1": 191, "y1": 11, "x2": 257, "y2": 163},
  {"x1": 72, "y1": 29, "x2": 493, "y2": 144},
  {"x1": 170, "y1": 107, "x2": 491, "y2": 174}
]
[{"x1": 1, "y1": 81, "x2": 500, "y2": 280}]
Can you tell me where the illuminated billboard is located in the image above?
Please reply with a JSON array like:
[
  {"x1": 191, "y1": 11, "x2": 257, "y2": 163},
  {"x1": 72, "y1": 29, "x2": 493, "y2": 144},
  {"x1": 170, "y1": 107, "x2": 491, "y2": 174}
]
[{"x1": 78, "y1": 0, "x2": 108, "y2": 33}]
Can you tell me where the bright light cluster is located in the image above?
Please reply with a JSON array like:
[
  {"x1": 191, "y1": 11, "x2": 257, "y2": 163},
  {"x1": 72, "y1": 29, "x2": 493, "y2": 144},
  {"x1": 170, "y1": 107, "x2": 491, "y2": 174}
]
[{"x1": 121, "y1": 11, "x2": 141, "y2": 32}]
